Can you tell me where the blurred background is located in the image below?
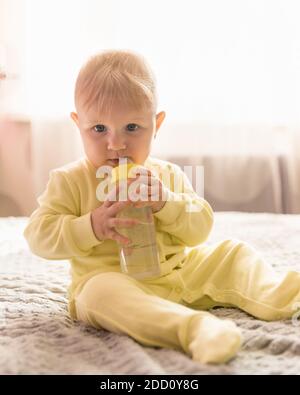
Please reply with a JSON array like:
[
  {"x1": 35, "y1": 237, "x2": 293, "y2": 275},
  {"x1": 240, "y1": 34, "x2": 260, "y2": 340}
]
[{"x1": 1, "y1": 0, "x2": 300, "y2": 216}]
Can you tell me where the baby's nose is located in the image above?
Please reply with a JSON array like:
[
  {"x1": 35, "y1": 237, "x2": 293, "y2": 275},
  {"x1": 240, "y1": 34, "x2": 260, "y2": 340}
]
[{"x1": 107, "y1": 132, "x2": 126, "y2": 151}]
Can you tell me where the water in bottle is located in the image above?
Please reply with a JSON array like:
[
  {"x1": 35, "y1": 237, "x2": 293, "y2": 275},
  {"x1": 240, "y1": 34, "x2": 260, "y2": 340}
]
[{"x1": 111, "y1": 159, "x2": 161, "y2": 280}]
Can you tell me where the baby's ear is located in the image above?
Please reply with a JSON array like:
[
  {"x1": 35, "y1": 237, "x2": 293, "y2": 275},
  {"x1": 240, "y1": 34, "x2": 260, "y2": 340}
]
[
  {"x1": 156, "y1": 111, "x2": 166, "y2": 131},
  {"x1": 70, "y1": 112, "x2": 79, "y2": 126}
]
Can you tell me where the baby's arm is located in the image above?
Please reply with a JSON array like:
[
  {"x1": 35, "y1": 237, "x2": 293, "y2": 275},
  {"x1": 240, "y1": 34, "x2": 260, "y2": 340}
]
[
  {"x1": 23, "y1": 170, "x2": 101, "y2": 260},
  {"x1": 153, "y1": 164, "x2": 214, "y2": 247}
]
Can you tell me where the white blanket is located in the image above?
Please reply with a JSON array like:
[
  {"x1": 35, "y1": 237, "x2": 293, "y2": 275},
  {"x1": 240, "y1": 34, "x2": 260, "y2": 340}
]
[{"x1": 1, "y1": 213, "x2": 300, "y2": 374}]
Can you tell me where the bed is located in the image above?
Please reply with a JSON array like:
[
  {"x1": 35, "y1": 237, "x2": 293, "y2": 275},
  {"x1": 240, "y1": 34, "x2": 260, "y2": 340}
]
[{"x1": 1, "y1": 212, "x2": 300, "y2": 375}]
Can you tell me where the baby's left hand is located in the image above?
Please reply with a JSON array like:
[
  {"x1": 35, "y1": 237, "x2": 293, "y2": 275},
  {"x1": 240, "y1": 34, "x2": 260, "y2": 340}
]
[{"x1": 123, "y1": 167, "x2": 167, "y2": 213}]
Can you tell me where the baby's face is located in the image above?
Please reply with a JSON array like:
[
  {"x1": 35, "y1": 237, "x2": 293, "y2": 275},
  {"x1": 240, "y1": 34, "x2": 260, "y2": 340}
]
[{"x1": 72, "y1": 101, "x2": 164, "y2": 169}]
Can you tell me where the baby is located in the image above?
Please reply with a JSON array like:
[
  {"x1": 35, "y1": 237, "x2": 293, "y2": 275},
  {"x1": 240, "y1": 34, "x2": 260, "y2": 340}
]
[{"x1": 24, "y1": 49, "x2": 300, "y2": 365}]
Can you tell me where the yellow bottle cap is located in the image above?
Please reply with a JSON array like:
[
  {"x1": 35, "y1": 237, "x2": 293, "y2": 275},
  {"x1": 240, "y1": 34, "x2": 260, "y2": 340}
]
[{"x1": 111, "y1": 162, "x2": 141, "y2": 183}]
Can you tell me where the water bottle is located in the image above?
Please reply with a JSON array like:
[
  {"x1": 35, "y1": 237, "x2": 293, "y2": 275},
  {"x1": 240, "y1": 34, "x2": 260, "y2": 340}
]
[{"x1": 110, "y1": 159, "x2": 161, "y2": 280}]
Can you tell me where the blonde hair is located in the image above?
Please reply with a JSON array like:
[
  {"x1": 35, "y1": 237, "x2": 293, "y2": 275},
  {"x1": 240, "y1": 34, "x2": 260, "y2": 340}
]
[{"x1": 74, "y1": 49, "x2": 157, "y2": 116}]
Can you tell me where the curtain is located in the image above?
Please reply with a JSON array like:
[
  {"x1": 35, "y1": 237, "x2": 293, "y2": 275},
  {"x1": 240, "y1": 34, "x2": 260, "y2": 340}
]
[
  {"x1": 156, "y1": 123, "x2": 293, "y2": 214},
  {"x1": 30, "y1": 118, "x2": 84, "y2": 197},
  {"x1": 1, "y1": 117, "x2": 300, "y2": 216},
  {"x1": 279, "y1": 128, "x2": 300, "y2": 213},
  {"x1": 1, "y1": 0, "x2": 300, "y2": 215}
]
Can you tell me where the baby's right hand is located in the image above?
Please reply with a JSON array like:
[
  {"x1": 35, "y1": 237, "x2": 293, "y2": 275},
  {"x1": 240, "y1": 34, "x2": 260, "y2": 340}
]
[{"x1": 90, "y1": 180, "x2": 139, "y2": 245}]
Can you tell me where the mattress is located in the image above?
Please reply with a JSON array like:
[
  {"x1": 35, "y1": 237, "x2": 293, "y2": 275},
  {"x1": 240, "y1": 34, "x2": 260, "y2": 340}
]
[{"x1": 1, "y1": 212, "x2": 300, "y2": 375}]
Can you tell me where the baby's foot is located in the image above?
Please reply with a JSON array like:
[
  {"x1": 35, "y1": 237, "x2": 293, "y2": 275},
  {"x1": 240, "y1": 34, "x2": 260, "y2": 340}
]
[{"x1": 188, "y1": 315, "x2": 242, "y2": 364}]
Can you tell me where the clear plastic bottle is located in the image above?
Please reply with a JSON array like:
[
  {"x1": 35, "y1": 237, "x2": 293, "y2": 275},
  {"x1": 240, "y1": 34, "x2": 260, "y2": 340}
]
[{"x1": 111, "y1": 159, "x2": 161, "y2": 280}]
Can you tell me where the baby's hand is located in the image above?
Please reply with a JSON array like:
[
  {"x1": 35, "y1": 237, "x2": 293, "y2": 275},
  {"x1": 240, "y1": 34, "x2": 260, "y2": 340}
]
[
  {"x1": 91, "y1": 180, "x2": 140, "y2": 245},
  {"x1": 126, "y1": 167, "x2": 167, "y2": 213}
]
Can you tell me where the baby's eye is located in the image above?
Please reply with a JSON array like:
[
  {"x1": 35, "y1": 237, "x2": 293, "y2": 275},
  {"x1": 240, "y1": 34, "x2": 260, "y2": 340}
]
[
  {"x1": 126, "y1": 123, "x2": 139, "y2": 132},
  {"x1": 93, "y1": 124, "x2": 106, "y2": 133}
]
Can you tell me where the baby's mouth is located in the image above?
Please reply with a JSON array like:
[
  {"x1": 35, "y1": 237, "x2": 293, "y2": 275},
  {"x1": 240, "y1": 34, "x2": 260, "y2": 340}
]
[
  {"x1": 107, "y1": 159, "x2": 119, "y2": 167},
  {"x1": 107, "y1": 157, "x2": 132, "y2": 166}
]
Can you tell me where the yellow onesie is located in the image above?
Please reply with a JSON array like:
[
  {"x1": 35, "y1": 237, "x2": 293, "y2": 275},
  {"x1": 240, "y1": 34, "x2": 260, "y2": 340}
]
[{"x1": 23, "y1": 155, "x2": 300, "y2": 364}]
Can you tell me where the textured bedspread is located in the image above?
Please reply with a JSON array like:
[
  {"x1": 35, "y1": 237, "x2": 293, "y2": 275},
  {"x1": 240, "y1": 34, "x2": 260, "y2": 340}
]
[{"x1": 1, "y1": 213, "x2": 300, "y2": 375}]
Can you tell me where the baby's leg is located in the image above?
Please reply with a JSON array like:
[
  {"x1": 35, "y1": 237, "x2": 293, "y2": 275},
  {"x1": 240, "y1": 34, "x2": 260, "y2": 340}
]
[
  {"x1": 181, "y1": 239, "x2": 300, "y2": 321},
  {"x1": 74, "y1": 272, "x2": 242, "y2": 364}
]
